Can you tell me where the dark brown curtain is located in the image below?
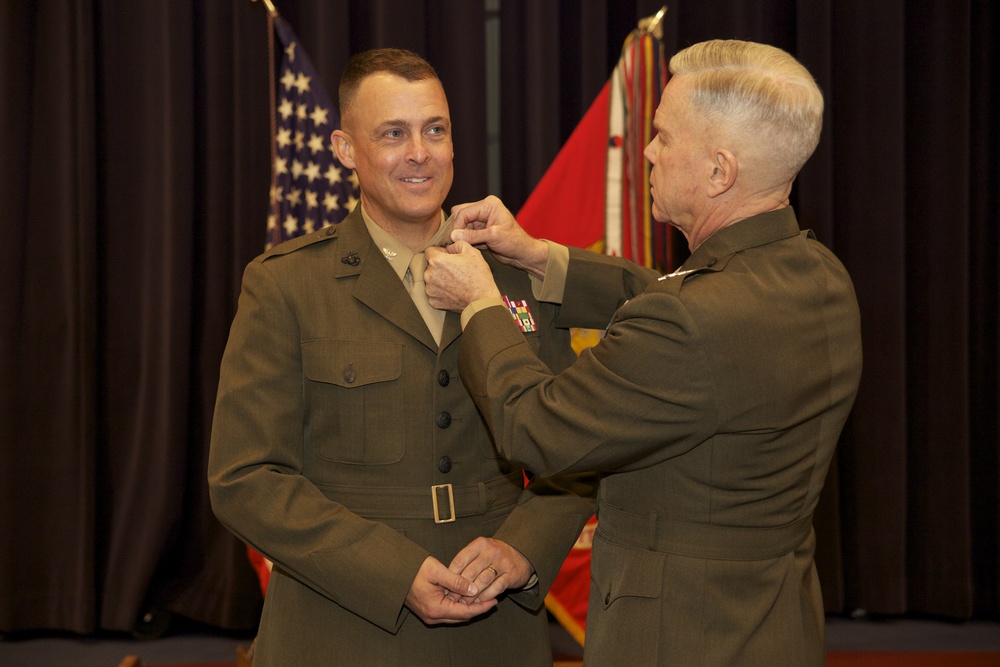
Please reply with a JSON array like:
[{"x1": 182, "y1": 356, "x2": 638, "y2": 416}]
[{"x1": 1, "y1": 0, "x2": 996, "y2": 636}]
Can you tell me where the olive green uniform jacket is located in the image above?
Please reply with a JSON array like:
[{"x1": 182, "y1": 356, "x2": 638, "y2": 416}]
[
  {"x1": 458, "y1": 208, "x2": 863, "y2": 666},
  {"x1": 208, "y1": 208, "x2": 594, "y2": 666}
]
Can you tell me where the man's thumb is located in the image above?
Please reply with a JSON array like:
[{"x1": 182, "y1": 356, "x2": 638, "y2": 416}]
[
  {"x1": 446, "y1": 572, "x2": 478, "y2": 597},
  {"x1": 452, "y1": 228, "x2": 487, "y2": 246}
]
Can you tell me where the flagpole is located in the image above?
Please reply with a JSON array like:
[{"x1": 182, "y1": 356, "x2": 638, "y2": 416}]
[
  {"x1": 254, "y1": 0, "x2": 281, "y2": 246},
  {"x1": 640, "y1": 6, "x2": 667, "y2": 38},
  {"x1": 251, "y1": 0, "x2": 278, "y2": 17}
]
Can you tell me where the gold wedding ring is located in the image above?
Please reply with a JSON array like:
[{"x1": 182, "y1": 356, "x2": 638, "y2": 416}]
[{"x1": 486, "y1": 566, "x2": 498, "y2": 578}]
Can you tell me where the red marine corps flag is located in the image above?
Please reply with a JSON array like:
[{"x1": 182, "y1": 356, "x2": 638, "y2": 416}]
[
  {"x1": 518, "y1": 7, "x2": 680, "y2": 646},
  {"x1": 517, "y1": 7, "x2": 678, "y2": 271}
]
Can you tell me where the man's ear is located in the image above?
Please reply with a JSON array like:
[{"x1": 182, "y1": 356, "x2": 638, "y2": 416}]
[
  {"x1": 707, "y1": 148, "x2": 738, "y2": 197},
  {"x1": 331, "y1": 129, "x2": 356, "y2": 169}
]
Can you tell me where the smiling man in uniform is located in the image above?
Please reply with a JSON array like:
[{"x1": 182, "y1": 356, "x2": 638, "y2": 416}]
[{"x1": 209, "y1": 48, "x2": 594, "y2": 667}]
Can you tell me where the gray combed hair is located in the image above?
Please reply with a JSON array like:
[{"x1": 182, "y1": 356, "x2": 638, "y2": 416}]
[{"x1": 670, "y1": 40, "x2": 824, "y2": 179}]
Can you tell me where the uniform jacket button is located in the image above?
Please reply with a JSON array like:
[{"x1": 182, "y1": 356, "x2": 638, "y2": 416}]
[
  {"x1": 344, "y1": 370, "x2": 356, "y2": 383},
  {"x1": 436, "y1": 411, "x2": 452, "y2": 429},
  {"x1": 438, "y1": 456, "x2": 452, "y2": 473},
  {"x1": 437, "y1": 370, "x2": 450, "y2": 387}
]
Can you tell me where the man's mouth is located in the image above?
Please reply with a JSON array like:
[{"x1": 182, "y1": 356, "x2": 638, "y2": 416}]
[{"x1": 401, "y1": 177, "x2": 430, "y2": 183}]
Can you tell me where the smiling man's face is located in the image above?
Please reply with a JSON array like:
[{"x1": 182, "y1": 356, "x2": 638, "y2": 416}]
[{"x1": 333, "y1": 72, "x2": 454, "y2": 235}]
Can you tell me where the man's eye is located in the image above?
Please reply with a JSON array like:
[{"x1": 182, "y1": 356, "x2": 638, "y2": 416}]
[
  {"x1": 427, "y1": 126, "x2": 445, "y2": 136},
  {"x1": 385, "y1": 129, "x2": 403, "y2": 139}
]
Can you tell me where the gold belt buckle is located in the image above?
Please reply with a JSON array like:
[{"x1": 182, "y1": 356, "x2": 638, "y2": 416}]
[{"x1": 431, "y1": 483, "x2": 456, "y2": 524}]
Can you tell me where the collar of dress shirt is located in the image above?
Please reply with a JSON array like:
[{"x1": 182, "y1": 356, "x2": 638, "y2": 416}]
[{"x1": 360, "y1": 204, "x2": 449, "y2": 282}]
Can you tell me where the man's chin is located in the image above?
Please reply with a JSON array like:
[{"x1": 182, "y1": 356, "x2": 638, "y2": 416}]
[
  {"x1": 399, "y1": 195, "x2": 448, "y2": 219},
  {"x1": 650, "y1": 207, "x2": 670, "y2": 226},
  {"x1": 399, "y1": 206, "x2": 446, "y2": 226}
]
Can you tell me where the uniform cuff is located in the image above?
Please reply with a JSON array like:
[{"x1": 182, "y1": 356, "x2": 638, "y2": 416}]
[
  {"x1": 530, "y1": 240, "x2": 569, "y2": 304},
  {"x1": 460, "y1": 297, "x2": 507, "y2": 330}
]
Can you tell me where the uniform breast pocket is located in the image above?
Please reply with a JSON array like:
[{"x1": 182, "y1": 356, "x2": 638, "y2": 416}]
[{"x1": 301, "y1": 339, "x2": 405, "y2": 465}]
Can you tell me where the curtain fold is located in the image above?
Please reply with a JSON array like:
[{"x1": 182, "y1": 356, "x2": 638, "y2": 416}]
[
  {"x1": 967, "y1": 0, "x2": 1000, "y2": 615},
  {"x1": 1, "y1": 0, "x2": 997, "y2": 634},
  {"x1": 902, "y1": 1, "x2": 974, "y2": 617},
  {"x1": 0, "y1": 0, "x2": 100, "y2": 633},
  {"x1": 828, "y1": 0, "x2": 912, "y2": 614}
]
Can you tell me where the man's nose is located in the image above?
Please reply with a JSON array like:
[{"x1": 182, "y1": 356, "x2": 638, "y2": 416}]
[
  {"x1": 643, "y1": 139, "x2": 656, "y2": 163},
  {"x1": 407, "y1": 135, "x2": 429, "y2": 163}
]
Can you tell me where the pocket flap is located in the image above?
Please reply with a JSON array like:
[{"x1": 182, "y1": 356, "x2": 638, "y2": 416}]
[
  {"x1": 302, "y1": 340, "x2": 402, "y2": 388},
  {"x1": 592, "y1": 539, "x2": 665, "y2": 607}
]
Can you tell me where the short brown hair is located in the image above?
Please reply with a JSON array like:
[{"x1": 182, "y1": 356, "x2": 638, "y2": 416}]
[{"x1": 338, "y1": 48, "x2": 440, "y2": 117}]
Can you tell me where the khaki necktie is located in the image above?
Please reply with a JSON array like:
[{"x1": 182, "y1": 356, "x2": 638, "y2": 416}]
[{"x1": 407, "y1": 252, "x2": 445, "y2": 346}]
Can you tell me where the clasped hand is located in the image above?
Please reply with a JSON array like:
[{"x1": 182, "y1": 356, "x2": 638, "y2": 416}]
[{"x1": 405, "y1": 537, "x2": 534, "y2": 625}]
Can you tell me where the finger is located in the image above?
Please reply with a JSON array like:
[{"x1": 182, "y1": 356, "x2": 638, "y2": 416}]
[
  {"x1": 448, "y1": 542, "x2": 485, "y2": 575},
  {"x1": 449, "y1": 201, "x2": 485, "y2": 230},
  {"x1": 450, "y1": 597, "x2": 497, "y2": 618},
  {"x1": 470, "y1": 565, "x2": 501, "y2": 596},
  {"x1": 426, "y1": 557, "x2": 480, "y2": 598},
  {"x1": 440, "y1": 570, "x2": 479, "y2": 598},
  {"x1": 446, "y1": 239, "x2": 479, "y2": 255},
  {"x1": 457, "y1": 553, "x2": 495, "y2": 583},
  {"x1": 451, "y1": 227, "x2": 487, "y2": 246},
  {"x1": 448, "y1": 200, "x2": 472, "y2": 221},
  {"x1": 467, "y1": 575, "x2": 505, "y2": 604},
  {"x1": 442, "y1": 595, "x2": 498, "y2": 620}
]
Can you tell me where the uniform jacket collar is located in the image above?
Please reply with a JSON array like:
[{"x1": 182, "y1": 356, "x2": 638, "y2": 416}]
[
  {"x1": 673, "y1": 207, "x2": 802, "y2": 278},
  {"x1": 329, "y1": 208, "x2": 460, "y2": 352}
]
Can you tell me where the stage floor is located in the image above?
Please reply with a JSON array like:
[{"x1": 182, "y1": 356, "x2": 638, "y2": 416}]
[{"x1": 1, "y1": 614, "x2": 998, "y2": 667}]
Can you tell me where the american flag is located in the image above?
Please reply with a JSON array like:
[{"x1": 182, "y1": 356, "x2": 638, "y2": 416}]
[
  {"x1": 246, "y1": 15, "x2": 364, "y2": 599},
  {"x1": 267, "y1": 17, "x2": 359, "y2": 249}
]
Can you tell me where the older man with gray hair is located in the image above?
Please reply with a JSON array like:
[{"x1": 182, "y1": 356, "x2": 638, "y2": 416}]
[{"x1": 428, "y1": 39, "x2": 862, "y2": 666}]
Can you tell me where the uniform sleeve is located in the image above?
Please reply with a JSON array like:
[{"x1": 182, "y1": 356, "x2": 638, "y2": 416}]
[
  {"x1": 208, "y1": 260, "x2": 428, "y2": 633},
  {"x1": 482, "y1": 248, "x2": 659, "y2": 604},
  {"x1": 459, "y1": 291, "x2": 717, "y2": 478},
  {"x1": 555, "y1": 247, "x2": 660, "y2": 330},
  {"x1": 493, "y1": 472, "x2": 597, "y2": 609},
  {"x1": 466, "y1": 277, "x2": 598, "y2": 610}
]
